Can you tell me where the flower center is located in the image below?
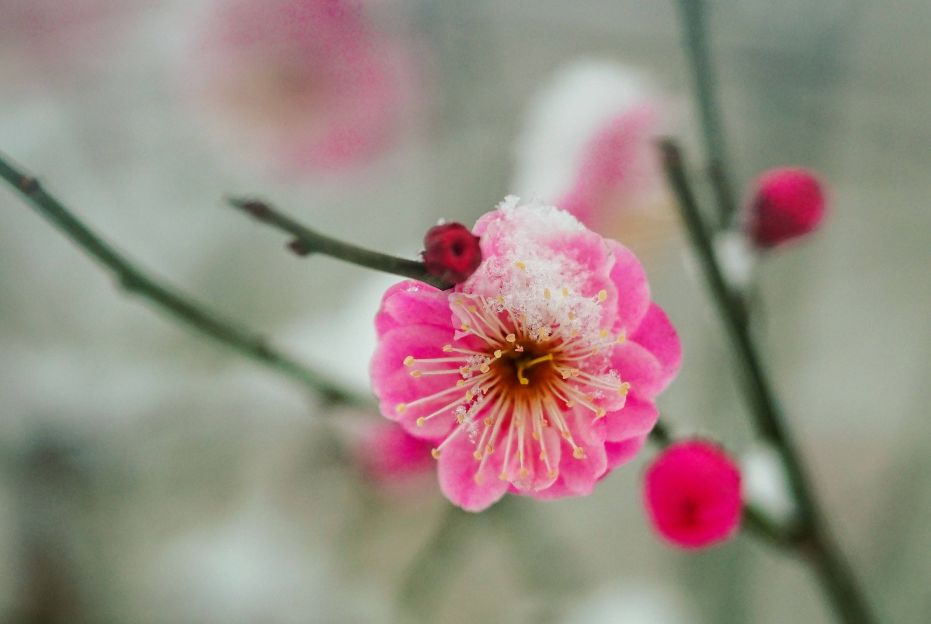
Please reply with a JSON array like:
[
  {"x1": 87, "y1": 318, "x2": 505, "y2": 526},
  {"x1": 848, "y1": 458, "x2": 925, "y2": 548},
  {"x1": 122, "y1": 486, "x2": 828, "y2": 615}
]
[{"x1": 397, "y1": 288, "x2": 630, "y2": 489}]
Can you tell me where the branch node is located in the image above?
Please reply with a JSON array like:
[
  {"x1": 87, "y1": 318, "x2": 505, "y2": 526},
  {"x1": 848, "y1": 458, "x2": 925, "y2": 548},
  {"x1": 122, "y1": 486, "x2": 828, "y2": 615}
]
[
  {"x1": 287, "y1": 239, "x2": 312, "y2": 256},
  {"x1": 19, "y1": 175, "x2": 39, "y2": 193}
]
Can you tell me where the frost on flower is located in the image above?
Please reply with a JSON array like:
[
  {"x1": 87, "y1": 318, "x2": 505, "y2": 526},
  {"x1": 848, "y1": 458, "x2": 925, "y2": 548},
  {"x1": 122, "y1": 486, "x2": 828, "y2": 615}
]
[{"x1": 371, "y1": 197, "x2": 681, "y2": 511}]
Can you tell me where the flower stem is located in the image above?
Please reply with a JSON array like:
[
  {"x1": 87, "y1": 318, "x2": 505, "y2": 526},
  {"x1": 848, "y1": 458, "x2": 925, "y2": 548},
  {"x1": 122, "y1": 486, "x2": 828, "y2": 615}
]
[
  {"x1": 227, "y1": 197, "x2": 452, "y2": 290},
  {"x1": 0, "y1": 153, "x2": 366, "y2": 406},
  {"x1": 674, "y1": 0, "x2": 739, "y2": 227},
  {"x1": 661, "y1": 139, "x2": 876, "y2": 624}
]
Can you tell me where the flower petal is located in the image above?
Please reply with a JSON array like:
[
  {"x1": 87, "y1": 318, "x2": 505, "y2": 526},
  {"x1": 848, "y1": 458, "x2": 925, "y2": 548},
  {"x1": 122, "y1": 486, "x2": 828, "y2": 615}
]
[
  {"x1": 437, "y1": 433, "x2": 509, "y2": 512},
  {"x1": 370, "y1": 324, "x2": 459, "y2": 439},
  {"x1": 610, "y1": 339, "x2": 665, "y2": 399},
  {"x1": 504, "y1": 424, "x2": 562, "y2": 493},
  {"x1": 604, "y1": 435, "x2": 648, "y2": 470},
  {"x1": 630, "y1": 303, "x2": 681, "y2": 392},
  {"x1": 375, "y1": 280, "x2": 452, "y2": 337},
  {"x1": 604, "y1": 392, "x2": 658, "y2": 442},
  {"x1": 606, "y1": 240, "x2": 650, "y2": 333}
]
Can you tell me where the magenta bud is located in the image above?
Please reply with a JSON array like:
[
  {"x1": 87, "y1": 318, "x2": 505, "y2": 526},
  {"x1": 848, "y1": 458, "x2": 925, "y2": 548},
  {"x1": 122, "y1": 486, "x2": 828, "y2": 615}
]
[
  {"x1": 746, "y1": 167, "x2": 827, "y2": 249},
  {"x1": 422, "y1": 222, "x2": 482, "y2": 285}
]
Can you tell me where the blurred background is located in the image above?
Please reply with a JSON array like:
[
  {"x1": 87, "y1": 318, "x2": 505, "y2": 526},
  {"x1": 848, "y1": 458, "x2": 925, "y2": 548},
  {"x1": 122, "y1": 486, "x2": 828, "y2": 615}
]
[{"x1": 1, "y1": 1, "x2": 929, "y2": 622}]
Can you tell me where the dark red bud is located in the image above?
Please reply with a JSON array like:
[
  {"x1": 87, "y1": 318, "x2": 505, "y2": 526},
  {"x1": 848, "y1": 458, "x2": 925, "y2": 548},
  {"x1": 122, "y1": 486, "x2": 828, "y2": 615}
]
[
  {"x1": 422, "y1": 222, "x2": 482, "y2": 285},
  {"x1": 746, "y1": 167, "x2": 826, "y2": 249}
]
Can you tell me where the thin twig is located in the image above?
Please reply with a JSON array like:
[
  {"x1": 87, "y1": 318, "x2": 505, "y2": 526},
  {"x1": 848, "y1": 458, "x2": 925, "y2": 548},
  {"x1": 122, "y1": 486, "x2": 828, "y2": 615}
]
[
  {"x1": 675, "y1": 0, "x2": 739, "y2": 227},
  {"x1": 0, "y1": 153, "x2": 366, "y2": 406},
  {"x1": 227, "y1": 197, "x2": 451, "y2": 290},
  {"x1": 661, "y1": 139, "x2": 876, "y2": 624},
  {"x1": 397, "y1": 504, "x2": 474, "y2": 620}
]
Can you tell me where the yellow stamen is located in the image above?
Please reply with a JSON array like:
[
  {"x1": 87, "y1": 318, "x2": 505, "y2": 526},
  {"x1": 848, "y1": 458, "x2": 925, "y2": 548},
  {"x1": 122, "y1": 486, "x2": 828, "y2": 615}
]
[{"x1": 516, "y1": 353, "x2": 554, "y2": 386}]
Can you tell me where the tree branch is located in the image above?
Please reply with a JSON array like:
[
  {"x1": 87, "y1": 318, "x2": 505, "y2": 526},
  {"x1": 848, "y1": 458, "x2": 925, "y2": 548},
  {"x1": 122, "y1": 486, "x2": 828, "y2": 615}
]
[
  {"x1": 661, "y1": 139, "x2": 876, "y2": 624},
  {"x1": 0, "y1": 153, "x2": 366, "y2": 406},
  {"x1": 227, "y1": 197, "x2": 452, "y2": 290},
  {"x1": 675, "y1": 0, "x2": 739, "y2": 227}
]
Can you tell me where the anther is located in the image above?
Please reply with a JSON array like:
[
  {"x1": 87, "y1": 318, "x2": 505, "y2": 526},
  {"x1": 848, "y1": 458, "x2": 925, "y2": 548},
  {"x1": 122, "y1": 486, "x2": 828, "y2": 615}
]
[
  {"x1": 431, "y1": 448, "x2": 441, "y2": 459},
  {"x1": 573, "y1": 447, "x2": 586, "y2": 459},
  {"x1": 597, "y1": 289, "x2": 608, "y2": 302},
  {"x1": 619, "y1": 382, "x2": 631, "y2": 396},
  {"x1": 493, "y1": 350, "x2": 503, "y2": 358},
  {"x1": 403, "y1": 355, "x2": 415, "y2": 367},
  {"x1": 395, "y1": 403, "x2": 407, "y2": 414},
  {"x1": 416, "y1": 417, "x2": 426, "y2": 427},
  {"x1": 544, "y1": 288, "x2": 551, "y2": 299},
  {"x1": 506, "y1": 333, "x2": 516, "y2": 343},
  {"x1": 515, "y1": 261, "x2": 526, "y2": 270},
  {"x1": 443, "y1": 344, "x2": 453, "y2": 352},
  {"x1": 410, "y1": 370, "x2": 422, "y2": 378}
]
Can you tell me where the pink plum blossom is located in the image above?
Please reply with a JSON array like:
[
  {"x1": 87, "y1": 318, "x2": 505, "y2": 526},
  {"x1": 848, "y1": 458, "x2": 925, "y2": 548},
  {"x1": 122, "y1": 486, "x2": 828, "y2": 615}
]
[
  {"x1": 643, "y1": 440, "x2": 742, "y2": 549},
  {"x1": 746, "y1": 167, "x2": 827, "y2": 248},
  {"x1": 371, "y1": 197, "x2": 681, "y2": 511},
  {"x1": 355, "y1": 421, "x2": 435, "y2": 484},
  {"x1": 188, "y1": 0, "x2": 415, "y2": 174}
]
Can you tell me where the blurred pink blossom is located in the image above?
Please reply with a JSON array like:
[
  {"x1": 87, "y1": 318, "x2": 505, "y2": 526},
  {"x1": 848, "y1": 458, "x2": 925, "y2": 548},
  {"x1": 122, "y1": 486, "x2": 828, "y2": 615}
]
[
  {"x1": 371, "y1": 197, "x2": 681, "y2": 511},
  {"x1": 0, "y1": 0, "x2": 117, "y2": 73},
  {"x1": 643, "y1": 440, "x2": 742, "y2": 549},
  {"x1": 512, "y1": 61, "x2": 673, "y2": 253},
  {"x1": 355, "y1": 421, "x2": 434, "y2": 484},
  {"x1": 188, "y1": 0, "x2": 418, "y2": 174}
]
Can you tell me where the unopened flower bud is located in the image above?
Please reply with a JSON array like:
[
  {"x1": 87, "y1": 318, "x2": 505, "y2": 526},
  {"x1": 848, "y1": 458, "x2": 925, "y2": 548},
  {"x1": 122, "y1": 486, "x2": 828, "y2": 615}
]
[
  {"x1": 422, "y1": 223, "x2": 482, "y2": 285},
  {"x1": 643, "y1": 440, "x2": 742, "y2": 549},
  {"x1": 746, "y1": 167, "x2": 826, "y2": 249}
]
